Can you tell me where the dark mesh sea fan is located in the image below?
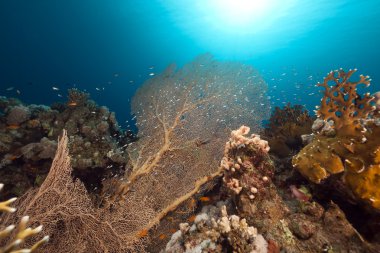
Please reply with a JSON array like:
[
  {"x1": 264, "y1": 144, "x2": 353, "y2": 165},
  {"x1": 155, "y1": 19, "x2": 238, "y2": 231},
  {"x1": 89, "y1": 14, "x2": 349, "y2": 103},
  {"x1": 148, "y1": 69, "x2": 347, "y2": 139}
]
[{"x1": 1, "y1": 131, "x2": 155, "y2": 252}]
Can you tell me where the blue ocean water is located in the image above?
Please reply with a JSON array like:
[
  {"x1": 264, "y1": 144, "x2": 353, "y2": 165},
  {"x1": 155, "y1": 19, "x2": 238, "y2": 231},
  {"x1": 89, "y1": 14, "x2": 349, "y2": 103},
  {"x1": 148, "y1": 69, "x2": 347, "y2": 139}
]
[{"x1": 0, "y1": 0, "x2": 379, "y2": 128}]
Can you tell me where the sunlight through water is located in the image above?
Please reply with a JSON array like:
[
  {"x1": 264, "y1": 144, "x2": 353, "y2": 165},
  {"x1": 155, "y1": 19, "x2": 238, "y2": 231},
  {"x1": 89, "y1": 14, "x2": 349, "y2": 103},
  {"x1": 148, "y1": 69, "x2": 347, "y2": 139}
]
[{"x1": 161, "y1": 0, "x2": 346, "y2": 58}]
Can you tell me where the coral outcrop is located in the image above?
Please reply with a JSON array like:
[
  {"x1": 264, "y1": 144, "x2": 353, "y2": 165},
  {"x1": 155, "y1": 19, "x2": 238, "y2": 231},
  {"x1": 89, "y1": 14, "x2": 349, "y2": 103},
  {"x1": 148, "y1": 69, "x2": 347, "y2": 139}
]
[
  {"x1": 0, "y1": 90, "x2": 133, "y2": 199},
  {"x1": 163, "y1": 204, "x2": 268, "y2": 253},
  {"x1": 292, "y1": 69, "x2": 380, "y2": 210},
  {"x1": 263, "y1": 103, "x2": 314, "y2": 158},
  {"x1": 164, "y1": 126, "x2": 375, "y2": 252}
]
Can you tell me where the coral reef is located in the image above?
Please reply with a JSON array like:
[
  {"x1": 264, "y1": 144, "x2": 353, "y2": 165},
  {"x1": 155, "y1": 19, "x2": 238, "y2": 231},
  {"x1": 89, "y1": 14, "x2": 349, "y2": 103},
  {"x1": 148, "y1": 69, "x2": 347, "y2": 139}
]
[
  {"x1": 163, "y1": 203, "x2": 268, "y2": 253},
  {"x1": 263, "y1": 103, "x2": 314, "y2": 158},
  {"x1": 0, "y1": 90, "x2": 133, "y2": 199},
  {"x1": 292, "y1": 69, "x2": 380, "y2": 210},
  {"x1": 163, "y1": 126, "x2": 376, "y2": 252},
  {"x1": 0, "y1": 183, "x2": 49, "y2": 253},
  {"x1": 0, "y1": 55, "x2": 271, "y2": 253}
]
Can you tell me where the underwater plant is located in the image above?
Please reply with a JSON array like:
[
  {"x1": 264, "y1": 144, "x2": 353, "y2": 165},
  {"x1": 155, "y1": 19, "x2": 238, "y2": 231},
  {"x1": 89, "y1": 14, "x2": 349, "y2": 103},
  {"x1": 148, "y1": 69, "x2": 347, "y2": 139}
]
[{"x1": 292, "y1": 69, "x2": 380, "y2": 210}]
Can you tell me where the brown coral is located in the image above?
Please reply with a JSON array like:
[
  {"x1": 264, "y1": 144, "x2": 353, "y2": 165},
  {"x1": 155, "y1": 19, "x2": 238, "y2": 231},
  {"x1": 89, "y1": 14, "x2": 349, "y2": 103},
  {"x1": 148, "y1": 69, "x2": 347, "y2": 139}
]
[
  {"x1": 263, "y1": 103, "x2": 314, "y2": 158},
  {"x1": 292, "y1": 69, "x2": 380, "y2": 210},
  {"x1": 316, "y1": 69, "x2": 375, "y2": 135}
]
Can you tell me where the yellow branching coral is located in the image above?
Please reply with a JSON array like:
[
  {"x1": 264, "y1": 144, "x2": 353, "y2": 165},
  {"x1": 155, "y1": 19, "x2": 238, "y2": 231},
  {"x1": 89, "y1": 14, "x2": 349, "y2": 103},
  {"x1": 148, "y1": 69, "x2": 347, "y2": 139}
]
[
  {"x1": 316, "y1": 69, "x2": 375, "y2": 135},
  {"x1": 0, "y1": 184, "x2": 49, "y2": 253},
  {"x1": 292, "y1": 69, "x2": 380, "y2": 210}
]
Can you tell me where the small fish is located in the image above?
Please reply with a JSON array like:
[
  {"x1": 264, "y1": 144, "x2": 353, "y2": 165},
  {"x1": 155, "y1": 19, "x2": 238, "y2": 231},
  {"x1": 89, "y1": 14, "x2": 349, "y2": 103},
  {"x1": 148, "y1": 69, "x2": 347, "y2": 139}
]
[
  {"x1": 7, "y1": 124, "x2": 20, "y2": 130},
  {"x1": 149, "y1": 73, "x2": 155, "y2": 76},
  {"x1": 137, "y1": 229, "x2": 148, "y2": 238},
  {"x1": 188, "y1": 215, "x2": 196, "y2": 223},
  {"x1": 16, "y1": 90, "x2": 21, "y2": 95},
  {"x1": 68, "y1": 102, "x2": 77, "y2": 106},
  {"x1": 290, "y1": 185, "x2": 310, "y2": 202},
  {"x1": 199, "y1": 196, "x2": 210, "y2": 202},
  {"x1": 113, "y1": 73, "x2": 119, "y2": 77},
  {"x1": 158, "y1": 234, "x2": 167, "y2": 240},
  {"x1": 96, "y1": 87, "x2": 100, "y2": 91},
  {"x1": 188, "y1": 198, "x2": 196, "y2": 209},
  {"x1": 52, "y1": 87, "x2": 59, "y2": 91},
  {"x1": 169, "y1": 228, "x2": 177, "y2": 234},
  {"x1": 6, "y1": 87, "x2": 14, "y2": 91},
  {"x1": 7, "y1": 155, "x2": 19, "y2": 161},
  {"x1": 58, "y1": 94, "x2": 62, "y2": 97}
]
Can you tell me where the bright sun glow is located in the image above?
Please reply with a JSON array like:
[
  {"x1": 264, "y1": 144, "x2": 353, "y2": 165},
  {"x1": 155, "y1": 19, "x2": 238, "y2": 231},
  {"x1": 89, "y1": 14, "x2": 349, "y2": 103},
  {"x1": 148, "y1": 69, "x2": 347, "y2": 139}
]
[
  {"x1": 199, "y1": 0, "x2": 292, "y2": 35},
  {"x1": 161, "y1": 0, "x2": 345, "y2": 58},
  {"x1": 215, "y1": 0, "x2": 274, "y2": 29}
]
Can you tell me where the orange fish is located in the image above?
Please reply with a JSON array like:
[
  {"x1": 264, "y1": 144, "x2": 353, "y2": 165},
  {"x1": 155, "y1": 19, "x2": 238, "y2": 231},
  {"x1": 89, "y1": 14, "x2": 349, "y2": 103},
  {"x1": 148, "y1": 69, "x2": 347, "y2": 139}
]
[
  {"x1": 8, "y1": 155, "x2": 18, "y2": 161},
  {"x1": 158, "y1": 234, "x2": 167, "y2": 240},
  {"x1": 137, "y1": 229, "x2": 148, "y2": 238},
  {"x1": 188, "y1": 215, "x2": 196, "y2": 223},
  {"x1": 68, "y1": 102, "x2": 77, "y2": 106},
  {"x1": 199, "y1": 196, "x2": 210, "y2": 202},
  {"x1": 7, "y1": 124, "x2": 20, "y2": 130},
  {"x1": 169, "y1": 228, "x2": 177, "y2": 234},
  {"x1": 188, "y1": 198, "x2": 196, "y2": 209}
]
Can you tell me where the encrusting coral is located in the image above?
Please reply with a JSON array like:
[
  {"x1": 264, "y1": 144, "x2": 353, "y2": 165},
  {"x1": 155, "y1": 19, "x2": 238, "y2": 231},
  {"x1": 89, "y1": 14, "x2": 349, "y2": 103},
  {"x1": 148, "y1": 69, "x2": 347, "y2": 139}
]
[
  {"x1": 221, "y1": 125, "x2": 272, "y2": 199},
  {"x1": 292, "y1": 69, "x2": 380, "y2": 210},
  {"x1": 163, "y1": 203, "x2": 268, "y2": 253},
  {"x1": 0, "y1": 183, "x2": 49, "y2": 253}
]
